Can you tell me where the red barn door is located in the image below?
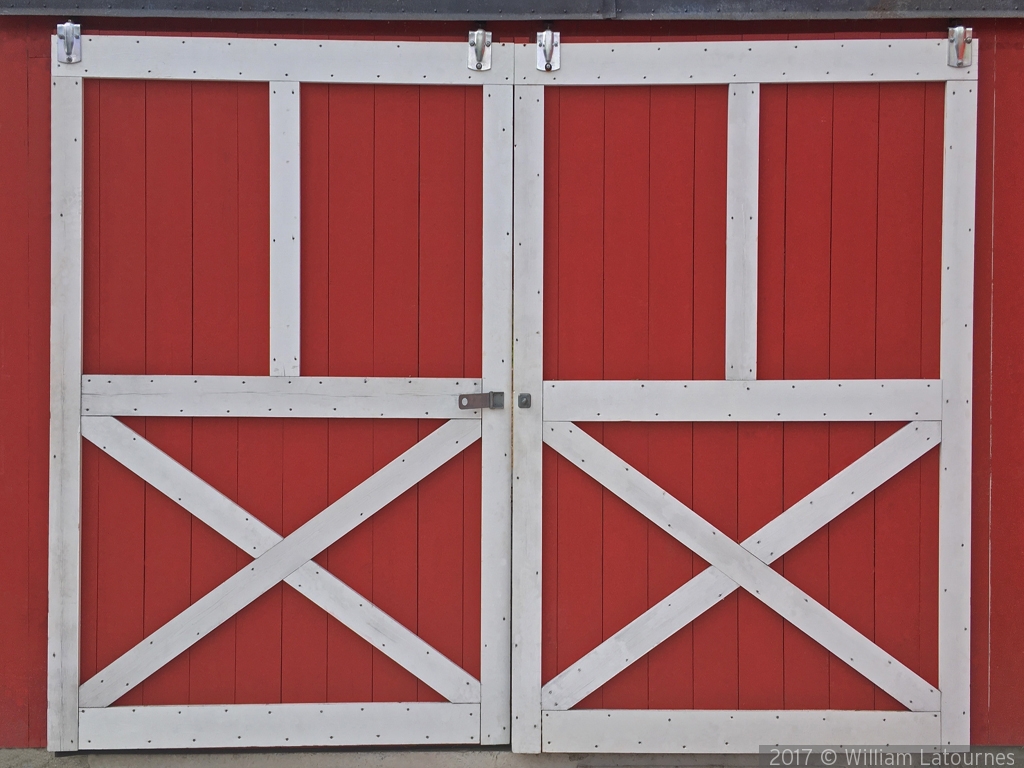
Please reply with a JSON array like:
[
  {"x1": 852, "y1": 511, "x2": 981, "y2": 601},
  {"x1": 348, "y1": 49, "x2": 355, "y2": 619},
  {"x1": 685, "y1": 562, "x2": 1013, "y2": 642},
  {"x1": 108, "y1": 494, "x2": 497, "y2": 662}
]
[
  {"x1": 510, "y1": 34, "x2": 978, "y2": 753},
  {"x1": 48, "y1": 33, "x2": 513, "y2": 751}
]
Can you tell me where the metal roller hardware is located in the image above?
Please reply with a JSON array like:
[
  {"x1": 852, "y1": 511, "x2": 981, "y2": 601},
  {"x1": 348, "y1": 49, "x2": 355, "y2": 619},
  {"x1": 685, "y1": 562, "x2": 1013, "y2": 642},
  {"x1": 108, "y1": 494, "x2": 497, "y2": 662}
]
[
  {"x1": 468, "y1": 28, "x2": 492, "y2": 71},
  {"x1": 56, "y1": 20, "x2": 82, "y2": 64}
]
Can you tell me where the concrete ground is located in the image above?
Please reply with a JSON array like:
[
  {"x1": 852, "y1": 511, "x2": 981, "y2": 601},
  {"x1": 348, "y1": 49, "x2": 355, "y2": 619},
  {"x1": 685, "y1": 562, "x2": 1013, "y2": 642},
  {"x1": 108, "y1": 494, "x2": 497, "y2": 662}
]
[{"x1": 0, "y1": 750, "x2": 764, "y2": 768}]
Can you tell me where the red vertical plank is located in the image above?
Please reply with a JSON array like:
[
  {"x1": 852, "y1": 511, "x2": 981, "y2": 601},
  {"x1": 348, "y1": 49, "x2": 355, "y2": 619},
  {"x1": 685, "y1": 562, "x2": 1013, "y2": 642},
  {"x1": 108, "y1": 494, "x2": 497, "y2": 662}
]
[
  {"x1": 234, "y1": 423, "x2": 284, "y2": 705},
  {"x1": 142, "y1": 80, "x2": 193, "y2": 705},
  {"x1": 325, "y1": 84, "x2": 375, "y2": 704},
  {"x1": 918, "y1": 79, "x2": 944, "y2": 693},
  {"x1": 282, "y1": 420, "x2": 329, "y2": 702},
  {"x1": 237, "y1": 82, "x2": 270, "y2": 379},
  {"x1": 416, "y1": 86, "x2": 467, "y2": 701},
  {"x1": 462, "y1": 85, "x2": 483, "y2": 683},
  {"x1": 736, "y1": 81, "x2": 788, "y2": 711},
  {"x1": 80, "y1": 77, "x2": 102, "y2": 690},
  {"x1": 541, "y1": 86, "x2": 562, "y2": 690},
  {"x1": 234, "y1": 80, "x2": 277, "y2": 705},
  {"x1": 969, "y1": 25, "x2": 996, "y2": 743},
  {"x1": 736, "y1": 424, "x2": 784, "y2": 710},
  {"x1": 985, "y1": 23, "x2": 1024, "y2": 742},
  {"x1": 781, "y1": 81, "x2": 832, "y2": 710},
  {"x1": 301, "y1": 82, "x2": 330, "y2": 378},
  {"x1": 554, "y1": 87, "x2": 605, "y2": 708},
  {"x1": 874, "y1": 80, "x2": 925, "y2": 709},
  {"x1": 599, "y1": 86, "x2": 651, "y2": 709},
  {"x1": 647, "y1": 84, "x2": 696, "y2": 710},
  {"x1": 691, "y1": 84, "x2": 736, "y2": 710},
  {"x1": 0, "y1": 19, "x2": 30, "y2": 743},
  {"x1": 190, "y1": 81, "x2": 240, "y2": 704},
  {"x1": 372, "y1": 84, "x2": 421, "y2": 701},
  {"x1": 827, "y1": 78, "x2": 878, "y2": 709},
  {"x1": 95, "y1": 79, "x2": 147, "y2": 707},
  {"x1": 26, "y1": 48, "x2": 52, "y2": 746}
]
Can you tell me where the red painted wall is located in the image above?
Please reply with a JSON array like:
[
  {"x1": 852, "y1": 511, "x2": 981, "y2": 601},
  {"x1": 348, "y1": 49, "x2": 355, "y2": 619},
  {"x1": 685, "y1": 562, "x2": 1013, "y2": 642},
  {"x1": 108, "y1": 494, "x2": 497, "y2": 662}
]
[{"x1": 1, "y1": 14, "x2": 1022, "y2": 747}]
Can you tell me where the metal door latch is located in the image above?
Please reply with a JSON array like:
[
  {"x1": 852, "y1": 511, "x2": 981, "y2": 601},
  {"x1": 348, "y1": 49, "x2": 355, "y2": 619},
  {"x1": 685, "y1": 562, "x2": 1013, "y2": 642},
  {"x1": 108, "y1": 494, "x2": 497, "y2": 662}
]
[
  {"x1": 57, "y1": 20, "x2": 81, "y2": 64},
  {"x1": 948, "y1": 25, "x2": 973, "y2": 68},
  {"x1": 459, "y1": 391, "x2": 504, "y2": 409},
  {"x1": 517, "y1": 393, "x2": 532, "y2": 408},
  {"x1": 468, "y1": 29, "x2": 492, "y2": 71},
  {"x1": 537, "y1": 30, "x2": 560, "y2": 72}
]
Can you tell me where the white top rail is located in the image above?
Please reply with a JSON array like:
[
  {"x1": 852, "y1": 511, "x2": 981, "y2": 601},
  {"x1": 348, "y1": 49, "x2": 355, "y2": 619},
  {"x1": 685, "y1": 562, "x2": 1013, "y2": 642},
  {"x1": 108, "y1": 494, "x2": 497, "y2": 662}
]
[
  {"x1": 52, "y1": 36, "x2": 515, "y2": 84},
  {"x1": 513, "y1": 38, "x2": 977, "y2": 85}
]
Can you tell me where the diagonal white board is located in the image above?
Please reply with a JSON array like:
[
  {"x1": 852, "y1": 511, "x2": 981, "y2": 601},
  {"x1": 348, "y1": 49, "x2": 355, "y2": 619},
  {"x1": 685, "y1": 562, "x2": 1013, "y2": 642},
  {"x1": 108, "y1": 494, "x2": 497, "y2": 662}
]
[
  {"x1": 81, "y1": 416, "x2": 480, "y2": 705},
  {"x1": 80, "y1": 418, "x2": 480, "y2": 707},
  {"x1": 544, "y1": 421, "x2": 939, "y2": 712},
  {"x1": 543, "y1": 421, "x2": 940, "y2": 709}
]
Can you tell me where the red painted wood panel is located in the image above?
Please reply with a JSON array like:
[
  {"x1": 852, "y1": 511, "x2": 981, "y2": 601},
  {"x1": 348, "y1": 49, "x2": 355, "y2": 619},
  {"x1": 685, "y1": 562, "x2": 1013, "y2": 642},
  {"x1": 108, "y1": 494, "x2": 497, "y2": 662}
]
[{"x1": 3, "y1": 16, "x2": 1024, "y2": 746}]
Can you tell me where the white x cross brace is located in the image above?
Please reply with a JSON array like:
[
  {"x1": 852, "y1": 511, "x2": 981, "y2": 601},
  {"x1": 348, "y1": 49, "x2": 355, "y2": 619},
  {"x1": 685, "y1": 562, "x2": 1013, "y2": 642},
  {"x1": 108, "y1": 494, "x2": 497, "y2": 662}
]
[
  {"x1": 78, "y1": 416, "x2": 481, "y2": 708},
  {"x1": 541, "y1": 420, "x2": 942, "y2": 713}
]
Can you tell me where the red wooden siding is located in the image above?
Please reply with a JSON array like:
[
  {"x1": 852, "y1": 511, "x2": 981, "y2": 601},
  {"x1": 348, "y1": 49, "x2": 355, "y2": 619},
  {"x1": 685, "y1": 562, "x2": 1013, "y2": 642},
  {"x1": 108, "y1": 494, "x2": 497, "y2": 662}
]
[
  {"x1": 0, "y1": 15, "x2": 1023, "y2": 746},
  {"x1": 74, "y1": 76, "x2": 482, "y2": 706}
]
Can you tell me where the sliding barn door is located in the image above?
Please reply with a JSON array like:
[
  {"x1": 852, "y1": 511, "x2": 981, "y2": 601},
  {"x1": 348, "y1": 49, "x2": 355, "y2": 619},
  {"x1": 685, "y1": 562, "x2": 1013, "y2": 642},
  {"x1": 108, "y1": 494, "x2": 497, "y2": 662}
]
[
  {"x1": 510, "y1": 35, "x2": 978, "y2": 753},
  {"x1": 48, "y1": 33, "x2": 513, "y2": 751}
]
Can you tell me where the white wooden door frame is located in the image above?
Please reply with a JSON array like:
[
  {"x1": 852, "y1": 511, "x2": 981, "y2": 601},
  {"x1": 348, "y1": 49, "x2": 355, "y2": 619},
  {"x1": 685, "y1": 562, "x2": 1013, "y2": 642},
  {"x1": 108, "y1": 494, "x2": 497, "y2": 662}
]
[
  {"x1": 48, "y1": 34, "x2": 514, "y2": 752},
  {"x1": 510, "y1": 38, "x2": 978, "y2": 754}
]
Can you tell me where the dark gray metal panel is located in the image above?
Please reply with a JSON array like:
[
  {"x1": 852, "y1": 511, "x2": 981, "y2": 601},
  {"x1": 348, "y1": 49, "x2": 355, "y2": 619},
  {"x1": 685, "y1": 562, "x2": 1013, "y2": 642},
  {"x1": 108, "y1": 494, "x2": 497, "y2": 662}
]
[
  {"x1": 1, "y1": 0, "x2": 1015, "y2": 19},
  {"x1": 0, "y1": 0, "x2": 608, "y2": 19}
]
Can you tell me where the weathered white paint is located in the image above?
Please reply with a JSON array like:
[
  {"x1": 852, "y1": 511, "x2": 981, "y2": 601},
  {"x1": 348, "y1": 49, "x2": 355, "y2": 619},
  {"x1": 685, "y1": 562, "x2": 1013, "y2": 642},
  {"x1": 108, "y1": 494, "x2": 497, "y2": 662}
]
[
  {"x1": 545, "y1": 422, "x2": 940, "y2": 712},
  {"x1": 79, "y1": 703, "x2": 480, "y2": 749},
  {"x1": 541, "y1": 710, "x2": 941, "y2": 753},
  {"x1": 81, "y1": 375, "x2": 481, "y2": 419},
  {"x1": 47, "y1": 74, "x2": 84, "y2": 754},
  {"x1": 510, "y1": 85, "x2": 545, "y2": 755},
  {"x1": 81, "y1": 416, "x2": 480, "y2": 705},
  {"x1": 52, "y1": 36, "x2": 515, "y2": 84},
  {"x1": 542, "y1": 421, "x2": 941, "y2": 710},
  {"x1": 513, "y1": 38, "x2": 977, "y2": 85},
  {"x1": 725, "y1": 83, "x2": 760, "y2": 381},
  {"x1": 542, "y1": 379, "x2": 941, "y2": 422},
  {"x1": 938, "y1": 78, "x2": 978, "y2": 746},
  {"x1": 480, "y1": 84, "x2": 515, "y2": 745},
  {"x1": 79, "y1": 419, "x2": 480, "y2": 708},
  {"x1": 269, "y1": 82, "x2": 301, "y2": 377}
]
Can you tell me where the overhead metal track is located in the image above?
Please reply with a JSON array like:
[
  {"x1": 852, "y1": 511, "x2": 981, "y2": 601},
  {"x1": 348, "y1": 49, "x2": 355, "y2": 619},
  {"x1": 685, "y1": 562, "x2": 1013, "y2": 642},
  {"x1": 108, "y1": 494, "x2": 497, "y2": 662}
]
[{"x1": 2, "y1": 0, "x2": 1022, "y2": 20}]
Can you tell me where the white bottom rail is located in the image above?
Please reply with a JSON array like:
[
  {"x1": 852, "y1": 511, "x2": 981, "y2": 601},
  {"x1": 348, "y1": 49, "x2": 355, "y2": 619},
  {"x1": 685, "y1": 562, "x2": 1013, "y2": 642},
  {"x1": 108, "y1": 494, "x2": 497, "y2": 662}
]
[
  {"x1": 541, "y1": 710, "x2": 940, "y2": 753},
  {"x1": 79, "y1": 702, "x2": 480, "y2": 749}
]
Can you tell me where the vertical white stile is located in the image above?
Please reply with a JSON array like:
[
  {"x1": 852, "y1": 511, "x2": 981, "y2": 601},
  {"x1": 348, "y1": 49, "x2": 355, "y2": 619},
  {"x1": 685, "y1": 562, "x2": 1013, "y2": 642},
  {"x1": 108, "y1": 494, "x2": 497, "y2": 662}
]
[
  {"x1": 511, "y1": 85, "x2": 545, "y2": 754},
  {"x1": 269, "y1": 82, "x2": 301, "y2": 377},
  {"x1": 480, "y1": 82, "x2": 515, "y2": 745},
  {"x1": 938, "y1": 77, "x2": 977, "y2": 746},
  {"x1": 48, "y1": 75, "x2": 84, "y2": 752},
  {"x1": 725, "y1": 83, "x2": 760, "y2": 381}
]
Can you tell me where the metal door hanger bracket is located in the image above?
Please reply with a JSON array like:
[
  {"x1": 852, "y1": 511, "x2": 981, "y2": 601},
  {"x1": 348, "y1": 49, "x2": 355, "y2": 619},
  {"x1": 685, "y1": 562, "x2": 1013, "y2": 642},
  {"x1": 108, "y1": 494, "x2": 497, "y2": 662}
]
[
  {"x1": 537, "y1": 29, "x2": 560, "y2": 72},
  {"x1": 458, "y1": 391, "x2": 504, "y2": 409},
  {"x1": 468, "y1": 28, "x2": 492, "y2": 71},
  {"x1": 57, "y1": 20, "x2": 81, "y2": 64},
  {"x1": 948, "y1": 25, "x2": 973, "y2": 68}
]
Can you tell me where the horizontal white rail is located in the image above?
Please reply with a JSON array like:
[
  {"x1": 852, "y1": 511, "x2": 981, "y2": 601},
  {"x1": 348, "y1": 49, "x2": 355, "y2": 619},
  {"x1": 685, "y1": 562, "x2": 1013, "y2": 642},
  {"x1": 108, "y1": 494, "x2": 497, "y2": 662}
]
[
  {"x1": 81, "y1": 375, "x2": 483, "y2": 419},
  {"x1": 541, "y1": 710, "x2": 940, "y2": 753},
  {"x1": 514, "y1": 39, "x2": 977, "y2": 85},
  {"x1": 53, "y1": 36, "x2": 514, "y2": 84},
  {"x1": 543, "y1": 379, "x2": 941, "y2": 422},
  {"x1": 79, "y1": 703, "x2": 480, "y2": 749}
]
